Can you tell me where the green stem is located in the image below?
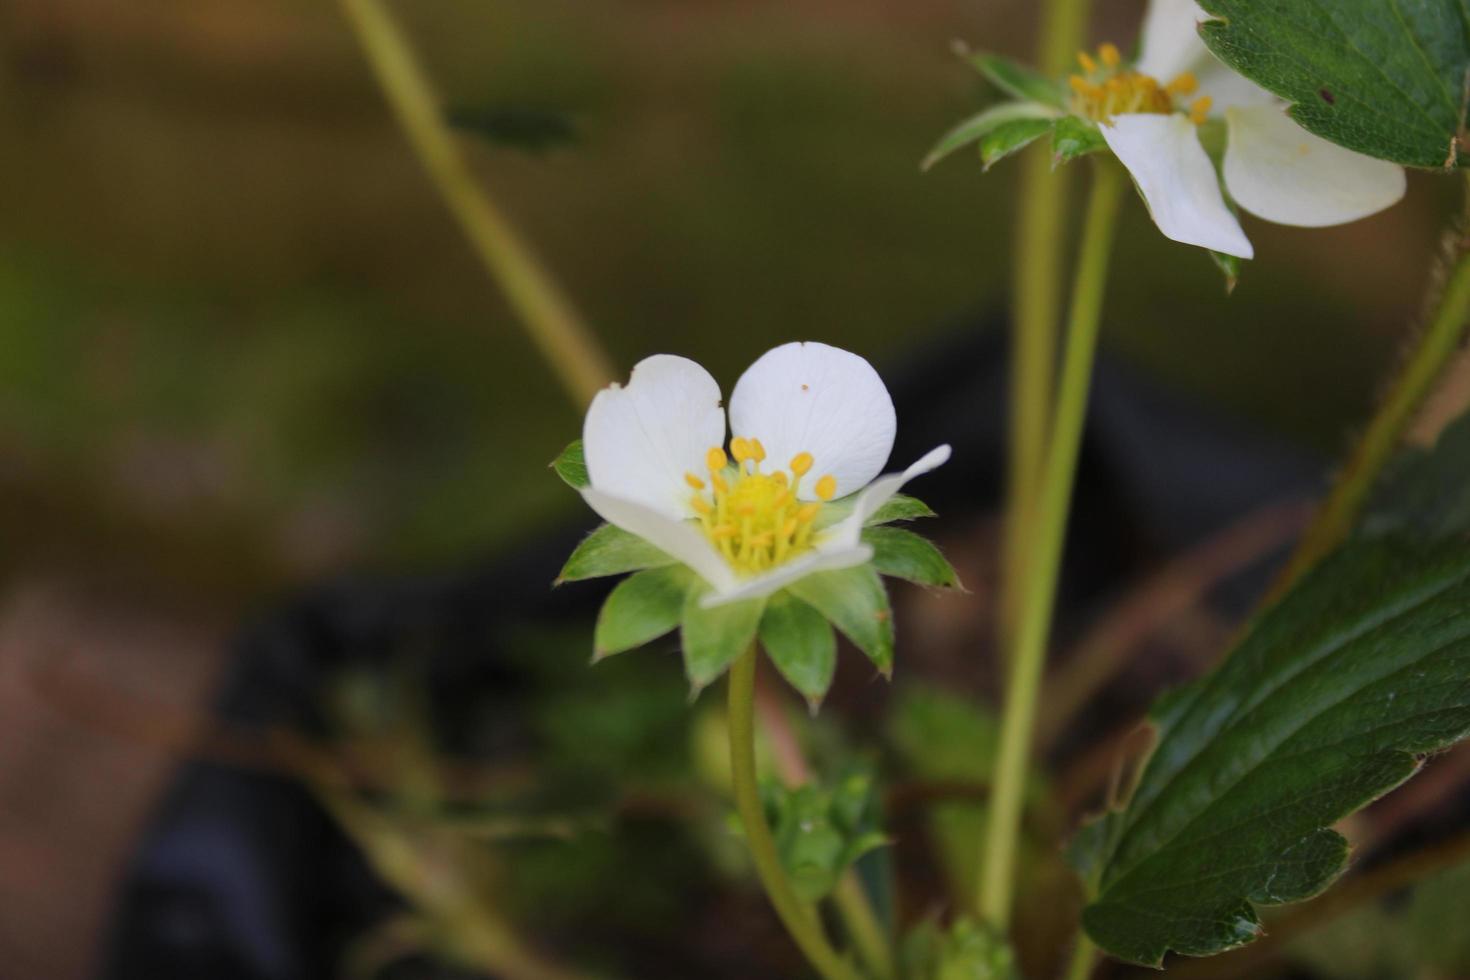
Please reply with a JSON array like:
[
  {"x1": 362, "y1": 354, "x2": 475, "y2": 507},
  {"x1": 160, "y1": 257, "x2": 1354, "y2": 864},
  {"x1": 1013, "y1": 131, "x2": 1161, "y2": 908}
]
[
  {"x1": 1061, "y1": 933, "x2": 1096, "y2": 980},
  {"x1": 979, "y1": 160, "x2": 1124, "y2": 928},
  {"x1": 728, "y1": 647, "x2": 862, "y2": 980},
  {"x1": 333, "y1": 0, "x2": 615, "y2": 408},
  {"x1": 1274, "y1": 172, "x2": 1470, "y2": 593},
  {"x1": 833, "y1": 873, "x2": 895, "y2": 980}
]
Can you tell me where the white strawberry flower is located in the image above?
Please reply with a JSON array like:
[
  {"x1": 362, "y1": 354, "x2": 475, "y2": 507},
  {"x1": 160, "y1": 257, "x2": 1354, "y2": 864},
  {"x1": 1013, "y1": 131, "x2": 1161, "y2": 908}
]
[
  {"x1": 578, "y1": 342, "x2": 950, "y2": 608},
  {"x1": 1082, "y1": 0, "x2": 1406, "y2": 258}
]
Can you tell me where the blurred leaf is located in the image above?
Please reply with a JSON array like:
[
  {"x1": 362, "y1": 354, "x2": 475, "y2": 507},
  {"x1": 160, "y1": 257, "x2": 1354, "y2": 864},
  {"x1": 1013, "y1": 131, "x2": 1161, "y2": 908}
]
[
  {"x1": 901, "y1": 916, "x2": 1019, "y2": 980},
  {"x1": 980, "y1": 118, "x2": 1055, "y2": 171},
  {"x1": 1198, "y1": 0, "x2": 1470, "y2": 169},
  {"x1": 966, "y1": 52, "x2": 1066, "y2": 108},
  {"x1": 1050, "y1": 115, "x2": 1106, "y2": 165},
  {"x1": 552, "y1": 439, "x2": 589, "y2": 489},
  {"x1": 681, "y1": 588, "x2": 765, "y2": 690},
  {"x1": 446, "y1": 104, "x2": 579, "y2": 154},
  {"x1": 758, "y1": 771, "x2": 887, "y2": 902},
  {"x1": 759, "y1": 591, "x2": 837, "y2": 706},
  {"x1": 594, "y1": 564, "x2": 693, "y2": 660},
  {"x1": 924, "y1": 102, "x2": 1058, "y2": 171},
  {"x1": 1361, "y1": 410, "x2": 1470, "y2": 541},
  {"x1": 787, "y1": 565, "x2": 894, "y2": 676},
  {"x1": 863, "y1": 525, "x2": 961, "y2": 589},
  {"x1": 559, "y1": 522, "x2": 675, "y2": 583},
  {"x1": 1074, "y1": 538, "x2": 1470, "y2": 965}
]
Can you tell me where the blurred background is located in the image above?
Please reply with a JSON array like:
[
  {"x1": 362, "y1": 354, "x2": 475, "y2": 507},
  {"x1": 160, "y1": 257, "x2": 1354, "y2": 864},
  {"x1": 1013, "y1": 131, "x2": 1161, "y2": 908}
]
[{"x1": 0, "y1": 0, "x2": 1465, "y2": 978}]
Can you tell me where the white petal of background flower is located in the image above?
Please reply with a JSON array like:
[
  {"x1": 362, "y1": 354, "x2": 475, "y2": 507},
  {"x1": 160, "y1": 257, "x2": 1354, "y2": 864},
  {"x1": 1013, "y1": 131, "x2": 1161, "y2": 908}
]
[
  {"x1": 583, "y1": 354, "x2": 727, "y2": 520},
  {"x1": 830, "y1": 445, "x2": 952, "y2": 546},
  {"x1": 1223, "y1": 105, "x2": 1407, "y2": 228},
  {"x1": 728, "y1": 342, "x2": 897, "y2": 501},
  {"x1": 1102, "y1": 114, "x2": 1254, "y2": 259},
  {"x1": 580, "y1": 486, "x2": 738, "y2": 593},
  {"x1": 699, "y1": 543, "x2": 874, "y2": 608}
]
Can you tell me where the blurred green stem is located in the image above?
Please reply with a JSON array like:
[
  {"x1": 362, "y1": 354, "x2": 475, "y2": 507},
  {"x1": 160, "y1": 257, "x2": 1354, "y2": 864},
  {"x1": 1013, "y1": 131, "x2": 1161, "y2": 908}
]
[
  {"x1": 1274, "y1": 170, "x2": 1470, "y2": 594},
  {"x1": 979, "y1": 160, "x2": 1123, "y2": 929},
  {"x1": 334, "y1": 0, "x2": 615, "y2": 407},
  {"x1": 1062, "y1": 933, "x2": 1096, "y2": 980},
  {"x1": 998, "y1": 0, "x2": 1092, "y2": 657},
  {"x1": 729, "y1": 647, "x2": 862, "y2": 980},
  {"x1": 833, "y1": 873, "x2": 895, "y2": 980}
]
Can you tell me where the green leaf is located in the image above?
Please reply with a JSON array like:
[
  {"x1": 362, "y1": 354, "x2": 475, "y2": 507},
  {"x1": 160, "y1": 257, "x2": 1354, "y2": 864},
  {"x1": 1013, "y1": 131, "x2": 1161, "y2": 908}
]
[
  {"x1": 1361, "y1": 410, "x2": 1470, "y2": 541},
  {"x1": 1197, "y1": 0, "x2": 1470, "y2": 169},
  {"x1": 787, "y1": 565, "x2": 894, "y2": 676},
  {"x1": 923, "y1": 102, "x2": 1058, "y2": 171},
  {"x1": 980, "y1": 118, "x2": 1055, "y2": 171},
  {"x1": 813, "y1": 493, "x2": 935, "y2": 532},
  {"x1": 680, "y1": 587, "x2": 765, "y2": 691},
  {"x1": 552, "y1": 440, "x2": 588, "y2": 489},
  {"x1": 863, "y1": 526, "x2": 961, "y2": 589},
  {"x1": 966, "y1": 52, "x2": 1065, "y2": 108},
  {"x1": 759, "y1": 592, "x2": 837, "y2": 706},
  {"x1": 1050, "y1": 114, "x2": 1106, "y2": 165},
  {"x1": 593, "y1": 565, "x2": 693, "y2": 661},
  {"x1": 1074, "y1": 538, "x2": 1470, "y2": 965},
  {"x1": 558, "y1": 523, "x2": 675, "y2": 583},
  {"x1": 900, "y1": 917, "x2": 1019, "y2": 980},
  {"x1": 445, "y1": 104, "x2": 579, "y2": 154}
]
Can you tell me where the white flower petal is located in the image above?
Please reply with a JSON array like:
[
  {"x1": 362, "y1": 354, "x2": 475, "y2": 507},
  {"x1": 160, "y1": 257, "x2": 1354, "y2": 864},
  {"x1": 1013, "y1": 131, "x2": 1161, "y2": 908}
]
[
  {"x1": 580, "y1": 486, "x2": 738, "y2": 593},
  {"x1": 1137, "y1": 0, "x2": 1210, "y2": 83},
  {"x1": 728, "y1": 342, "x2": 897, "y2": 501},
  {"x1": 583, "y1": 354, "x2": 726, "y2": 520},
  {"x1": 829, "y1": 444, "x2": 952, "y2": 547},
  {"x1": 1195, "y1": 64, "x2": 1278, "y2": 111},
  {"x1": 1223, "y1": 105, "x2": 1407, "y2": 228},
  {"x1": 699, "y1": 543, "x2": 874, "y2": 608},
  {"x1": 1102, "y1": 113, "x2": 1254, "y2": 259}
]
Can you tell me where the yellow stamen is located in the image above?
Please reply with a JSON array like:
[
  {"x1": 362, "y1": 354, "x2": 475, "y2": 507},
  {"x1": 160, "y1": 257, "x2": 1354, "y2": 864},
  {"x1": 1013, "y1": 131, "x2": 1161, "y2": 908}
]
[
  {"x1": 691, "y1": 496, "x2": 712, "y2": 516},
  {"x1": 1067, "y1": 43, "x2": 1201, "y2": 124},
  {"x1": 685, "y1": 472, "x2": 705, "y2": 490},
  {"x1": 1189, "y1": 95, "x2": 1213, "y2": 125},
  {"x1": 749, "y1": 438, "x2": 766, "y2": 463},
  {"x1": 1166, "y1": 71, "x2": 1198, "y2": 96},
  {"x1": 1076, "y1": 50, "x2": 1097, "y2": 73},
  {"x1": 797, "y1": 503, "x2": 821, "y2": 522},
  {"x1": 730, "y1": 437, "x2": 751, "y2": 463},
  {"x1": 706, "y1": 447, "x2": 727, "y2": 473},
  {"x1": 790, "y1": 452, "x2": 813, "y2": 477},
  {"x1": 1098, "y1": 43, "x2": 1120, "y2": 69},
  {"x1": 815, "y1": 475, "x2": 837, "y2": 501}
]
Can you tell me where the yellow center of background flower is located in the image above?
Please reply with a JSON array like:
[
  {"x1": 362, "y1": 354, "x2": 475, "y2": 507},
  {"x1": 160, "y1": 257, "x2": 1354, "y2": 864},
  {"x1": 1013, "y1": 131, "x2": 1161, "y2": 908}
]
[
  {"x1": 1068, "y1": 43, "x2": 1211, "y2": 125},
  {"x1": 686, "y1": 437, "x2": 836, "y2": 576}
]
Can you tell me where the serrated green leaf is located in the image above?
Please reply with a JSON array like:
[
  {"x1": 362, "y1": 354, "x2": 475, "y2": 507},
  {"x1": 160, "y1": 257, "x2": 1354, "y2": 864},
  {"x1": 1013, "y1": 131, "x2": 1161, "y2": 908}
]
[
  {"x1": 680, "y1": 587, "x2": 765, "y2": 690},
  {"x1": 924, "y1": 102, "x2": 1058, "y2": 171},
  {"x1": 1361, "y1": 410, "x2": 1470, "y2": 541},
  {"x1": 558, "y1": 523, "x2": 675, "y2": 583},
  {"x1": 812, "y1": 493, "x2": 934, "y2": 532},
  {"x1": 1198, "y1": 0, "x2": 1470, "y2": 169},
  {"x1": 593, "y1": 565, "x2": 693, "y2": 661},
  {"x1": 787, "y1": 565, "x2": 894, "y2": 676},
  {"x1": 1050, "y1": 114, "x2": 1106, "y2": 165},
  {"x1": 863, "y1": 526, "x2": 960, "y2": 589},
  {"x1": 980, "y1": 118, "x2": 1055, "y2": 170},
  {"x1": 1075, "y1": 538, "x2": 1470, "y2": 965},
  {"x1": 966, "y1": 52, "x2": 1065, "y2": 108},
  {"x1": 552, "y1": 440, "x2": 588, "y2": 489},
  {"x1": 758, "y1": 592, "x2": 837, "y2": 706}
]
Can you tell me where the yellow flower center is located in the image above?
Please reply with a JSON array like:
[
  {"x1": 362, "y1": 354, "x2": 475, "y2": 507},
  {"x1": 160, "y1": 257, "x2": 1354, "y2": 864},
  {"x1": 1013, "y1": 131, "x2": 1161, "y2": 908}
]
[
  {"x1": 685, "y1": 437, "x2": 837, "y2": 576},
  {"x1": 1068, "y1": 43, "x2": 1212, "y2": 125}
]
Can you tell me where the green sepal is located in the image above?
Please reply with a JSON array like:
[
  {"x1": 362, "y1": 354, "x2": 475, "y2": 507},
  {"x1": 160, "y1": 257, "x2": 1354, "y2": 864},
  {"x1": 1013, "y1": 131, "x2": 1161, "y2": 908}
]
[
  {"x1": 787, "y1": 564, "x2": 894, "y2": 677},
  {"x1": 552, "y1": 439, "x2": 588, "y2": 489},
  {"x1": 901, "y1": 917, "x2": 1020, "y2": 980},
  {"x1": 680, "y1": 586, "x2": 765, "y2": 692},
  {"x1": 864, "y1": 526, "x2": 961, "y2": 590},
  {"x1": 593, "y1": 565, "x2": 693, "y2": 662},
  {"x1": 965, "y1": 51, "x2": 1066, "y2": 108},
  {"x1": 759, "y1": 771, "x2": 888, "y2": 902},
  {"x1": 759, "y1": 592, "x2": 837, "y2": 708},
  {"x1": 558, "y1": 523, "x2": 675, "y2": 583},
  {"x1": 814, "y1": 492, "x2": 935, "y2": 532},
  {"x1": 924, "y1": 102, "x2": 1058, "y2": 171},
  {"x1": 1050, "y1": 115, "x2": 1106, "y2": 165},
  {"x1": 980, "y1": 118, "x2": 1054, "y2": 171},
  {"x1": 1209, "y1": 250, "x2": 1242, "y2": 295}
]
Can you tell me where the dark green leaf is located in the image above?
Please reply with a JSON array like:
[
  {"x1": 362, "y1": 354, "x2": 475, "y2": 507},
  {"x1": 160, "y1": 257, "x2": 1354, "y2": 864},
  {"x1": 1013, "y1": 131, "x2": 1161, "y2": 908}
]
[
  {"x1": 552, "y1": 440, "x2": 588, "y2": 489},
  {"x1": 759, "y1": 592, "x2": 837, "y2": 706},
  {"x1": 1074, "y1": 539, "x2": 1470, "y2": 965},
  {"x1": 980, "y1": 118, "x2": 1055, "y2": 171},
  {"x1": 593, "y1": 565, "x2": 693, "y2": 661},
  {"x1": 1198, "y1": 0, "x2": 1470, "y2": 169},
  {"x1": 1361, "y1": 410, "x2": 1470, "y2": 541},
  {"x1": 1050, "y1": 114, "x2": 1107, "y2": 165},
  {"x1": 558, "y1": 523, "x2": 675, "y2": 583},
  {"x1": 924, "y1": 103, "x2": 1058, "y2": 171},
  {"x1": 446, "y1": 104, "x2": 579, "y2": 154},
  {"x1": 680, "y1": 587, "x2": 765, "y2": 691},
  {"x1": 966, "y1": 52, "x2": 1065, "y2": 108},
  {"x1": 787, "y1": 565, "x2": 894, "y2": 676},
  {"x1": 863, "y1": 526, "x2": 961, "y2": 589}
]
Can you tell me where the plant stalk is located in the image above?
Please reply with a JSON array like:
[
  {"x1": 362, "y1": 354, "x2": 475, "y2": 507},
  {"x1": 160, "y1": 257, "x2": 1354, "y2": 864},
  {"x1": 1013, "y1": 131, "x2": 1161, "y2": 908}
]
[
  {"x1": 728, "y1": 647, "x2": 862, "y2": 980},
  {"x1": 334, "y1": 0, "x2": 615, "y2": 408},
  {"x1": 979, "y1": 160, "x2": 1124, "y2": 928}
]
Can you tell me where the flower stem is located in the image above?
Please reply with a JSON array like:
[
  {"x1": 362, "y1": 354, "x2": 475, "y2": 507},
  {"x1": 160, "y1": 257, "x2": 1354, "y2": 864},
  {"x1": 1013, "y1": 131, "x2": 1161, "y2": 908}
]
[
  {"x1": 1062, "y1": 933, "x2": 1097, "y2": 980},
  {"x1": 728, "y1": 647, "x2": 862, "y2": 980},
  {"x1": 979, "y1": 160, "x2": 1124, "y2": 929},
  {"x1": 1274, "y1": 171, "x2": 1470, "y2": 594},
  {"x1": 833, "y1": 873, "x2": 895, "y2": 980},
  {"x1": 333, "y1": 0, "x2": 616, "y2": 407}
]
